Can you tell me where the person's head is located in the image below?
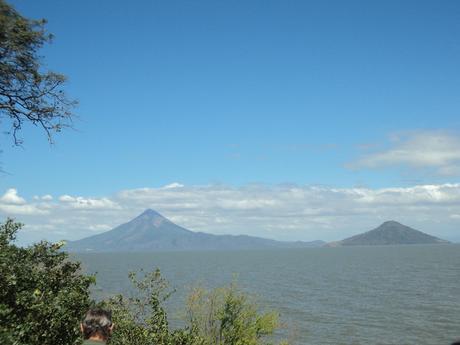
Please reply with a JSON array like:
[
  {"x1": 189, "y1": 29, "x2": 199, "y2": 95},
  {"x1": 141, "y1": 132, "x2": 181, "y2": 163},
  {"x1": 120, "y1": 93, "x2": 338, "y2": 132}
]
[{"x1": 80, "y1": 308, "x2": 113, "y2": 341}]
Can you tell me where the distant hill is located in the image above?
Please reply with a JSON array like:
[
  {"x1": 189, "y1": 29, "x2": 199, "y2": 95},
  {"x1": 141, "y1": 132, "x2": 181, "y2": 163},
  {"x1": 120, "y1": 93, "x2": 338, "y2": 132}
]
[
  {"x1": 328, "y1": 221, "x2": 450, "y2": 246},
  {"x1": 65, "y1": 209, "x2": 325, "y2": 252}
]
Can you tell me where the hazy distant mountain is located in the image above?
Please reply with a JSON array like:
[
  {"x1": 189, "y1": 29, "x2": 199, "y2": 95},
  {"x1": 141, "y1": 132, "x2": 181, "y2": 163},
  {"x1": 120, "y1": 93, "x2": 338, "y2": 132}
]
[
  {"x1": 65, "y1": 209, "x2": 325, "y2": 252},
  {"x1": 328, "y1": 221, "x2": 449, "y2": 246}
]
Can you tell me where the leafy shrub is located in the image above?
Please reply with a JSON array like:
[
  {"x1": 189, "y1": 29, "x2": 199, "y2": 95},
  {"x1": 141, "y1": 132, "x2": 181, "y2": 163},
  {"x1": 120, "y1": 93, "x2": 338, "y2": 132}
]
[
  {"x1": 186, "y1": 284, "x2": 287, "y2": 345},
  {"x1": 0, "y1": 219, "x2": 94, "y2": 345},
  {"x1": 103, "y1": 269, "x2": 169, "y2": 345},
  {"x1": 105, "y1": 268, "x2": 288, "y2": 345}
]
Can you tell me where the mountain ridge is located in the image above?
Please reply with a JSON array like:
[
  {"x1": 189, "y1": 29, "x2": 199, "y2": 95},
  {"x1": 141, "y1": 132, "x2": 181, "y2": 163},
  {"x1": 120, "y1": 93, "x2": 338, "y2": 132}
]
[{"x1": 65, "y1": 209, "x2": 324, "y2": 252}]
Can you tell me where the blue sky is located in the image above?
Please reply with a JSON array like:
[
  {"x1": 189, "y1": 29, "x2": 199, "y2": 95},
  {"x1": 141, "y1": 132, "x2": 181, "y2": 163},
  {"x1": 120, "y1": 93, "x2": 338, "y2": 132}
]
[{"x1": 2, "y1": 0, "x2": 460, "y2": 243}]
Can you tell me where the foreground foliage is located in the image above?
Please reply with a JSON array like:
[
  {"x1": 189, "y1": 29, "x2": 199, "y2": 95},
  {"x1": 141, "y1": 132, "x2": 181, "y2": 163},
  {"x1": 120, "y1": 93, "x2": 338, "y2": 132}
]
[
  {"x1": 103, "y1": 269, "x2": 199, "y2": 345},
  {"x1": 0, "y1": 219, "x2": 93, "y2": 345},
  {"x1": 106, "y1": 269, "x2": 288, "y2": 345},
  {"x1": 186, "y1": 284, "x2": 286, "y2": 345},
  {"x1": 0, "y1": 219, "x2": 288, "y2": 345}
]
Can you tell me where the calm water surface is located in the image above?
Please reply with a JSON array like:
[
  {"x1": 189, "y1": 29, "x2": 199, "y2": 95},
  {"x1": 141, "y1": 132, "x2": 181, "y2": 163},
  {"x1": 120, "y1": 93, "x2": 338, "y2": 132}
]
[{"x1": 74, "y1": 245, "x2": 460, "y2": 345}]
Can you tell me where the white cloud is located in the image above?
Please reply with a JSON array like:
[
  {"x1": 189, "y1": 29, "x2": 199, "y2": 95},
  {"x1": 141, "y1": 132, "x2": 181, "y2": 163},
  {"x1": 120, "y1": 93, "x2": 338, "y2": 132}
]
[
  {"x1": 58, "y1": 195, "x2": 120, "y2": 210},
  {"x1": 1, "y1": 188, "x2": 26, "y2": 205},
  {"x1": 349, "y1": 130, "x2": 460, "y2": 176},
  {"x1": 41, "y1": 195, "x2": 53, "y2": 201},
  {"x1": 162, "y1": 182, "x2": 184, "y2": 189},
  {"x1": 59, "y1": 195, "x2": 75, "y2": 202},
  {"x1": 0, "y1": 189, "x2": 50, "y2": 216},
  {"x1": 5, "y1": 183, "x2": 460, "y2": 245},
  {"x1": 112, "y1": 183, "x2": 460, "y2": 241},
  {"x1": 88, "y1": 224, "x2": 112, "y2": 232},
  {"x1": 0, "y1": 204, "x2": 49, "y2": 216},
  {"x1": 216, "y1": 198, "x2": 278, "y2": 210},
  {"x1": 350, "y1": 184, "x2": 460, "y2": 205}
]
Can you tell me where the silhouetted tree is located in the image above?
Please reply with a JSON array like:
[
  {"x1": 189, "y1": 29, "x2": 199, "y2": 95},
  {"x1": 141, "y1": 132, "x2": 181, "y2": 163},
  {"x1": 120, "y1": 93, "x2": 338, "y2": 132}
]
[{"x1": 0, "y1": 0, "x2": 76, "y2": 145}]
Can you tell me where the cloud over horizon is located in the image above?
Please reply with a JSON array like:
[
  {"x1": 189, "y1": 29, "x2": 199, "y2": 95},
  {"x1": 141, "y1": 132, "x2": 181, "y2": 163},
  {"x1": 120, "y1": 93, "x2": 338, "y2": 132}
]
[
  {"x1": 1, "y1": 182, "x2": 460, "y2": 245},
  {"x1": 348, "y1": 130, "x2": 460, "y2": 176}
]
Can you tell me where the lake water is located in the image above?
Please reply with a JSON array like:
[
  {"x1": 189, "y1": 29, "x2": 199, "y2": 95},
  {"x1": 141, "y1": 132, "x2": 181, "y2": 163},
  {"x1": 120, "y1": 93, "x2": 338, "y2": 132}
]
[{"x1": 74, "y1": 244, "x2": 460, "y2": 345}]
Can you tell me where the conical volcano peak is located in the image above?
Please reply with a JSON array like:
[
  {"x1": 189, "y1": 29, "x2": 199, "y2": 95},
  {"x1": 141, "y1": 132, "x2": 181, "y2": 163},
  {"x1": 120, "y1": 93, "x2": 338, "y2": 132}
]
[
  {"x1": 380, "y1": 220, "x2": 403, "y2": 227},
  {"x1": 65, "y1": 208, "x2": 325, "y2": 252},
  {"x1": 335, "y1": 220, "x2": 449, "y2": 246},
  {"x1": 134, "y1": 208, "x2": 169, "y2": 227},
  {"x1": 139, "y1": 208, "x2": 164, "y2": 218}
]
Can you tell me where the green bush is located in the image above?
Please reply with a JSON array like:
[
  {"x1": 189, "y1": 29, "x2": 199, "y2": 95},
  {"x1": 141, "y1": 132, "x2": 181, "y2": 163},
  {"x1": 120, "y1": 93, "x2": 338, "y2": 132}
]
[
  {"x1": 0, "y1": 219, "x2": 94, "y2": 345},
  {"x1": 105, "y1": 268, "x2": 288, "y2": 345},
  {"x1": 104, "y1": 269, "x2": 172, "y2": 345},
  {"x1": 186, "y1": 284, "x2": 287, "y2": 345}
]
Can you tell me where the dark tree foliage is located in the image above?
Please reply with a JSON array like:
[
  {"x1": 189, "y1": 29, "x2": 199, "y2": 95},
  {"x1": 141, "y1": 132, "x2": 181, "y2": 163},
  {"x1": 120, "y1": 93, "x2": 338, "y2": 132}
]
[
  {"x1": 0, "y1": 0, "x2": 76, "y2": 145},
  {"x1": 0, "y1": 219, "x2": 94, "y2": 345}
]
